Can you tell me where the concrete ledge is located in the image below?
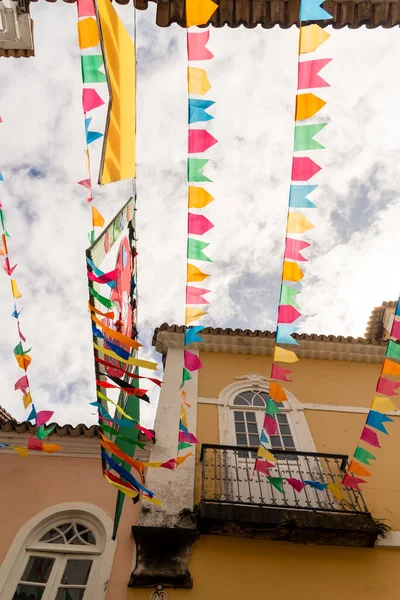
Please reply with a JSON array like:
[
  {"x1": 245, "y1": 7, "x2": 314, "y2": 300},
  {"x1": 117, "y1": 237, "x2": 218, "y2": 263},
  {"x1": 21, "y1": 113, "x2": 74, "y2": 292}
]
[{"x1": 197, "y1": 501, "x2": 379, "y2": 548}]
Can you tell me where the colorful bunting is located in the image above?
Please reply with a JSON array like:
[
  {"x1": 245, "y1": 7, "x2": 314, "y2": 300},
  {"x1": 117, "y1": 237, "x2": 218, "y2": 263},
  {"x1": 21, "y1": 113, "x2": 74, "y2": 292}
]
[
  {"x1": 186, "y1": 285, "x2": 210, "y2": 304},
  {"x1": 187, "y1": 263, "x2": 210, "y2": 282},
  {"x1": 188, "y1": 186, "x2": 214, "y2": 208},
  {"x1": 360, "y1": 427, "x2": 381, "y2": 448},
  {"x1": 277, "y1": 305, "x2": 302, "y2": 324},
  {"x1": 282, "y1": 261, "x2": 304, "y2": 282},
  {"x1": 273, "y1": 346, "x2": 299, "y2": 363},
  {"x1": 286, "y1": 212, "x2": 315, "y2": 234},
  {"x1": 187, "y1": 238, "x2": 212, "y2": 262},
  {"x1": 370, "y1": 395, "x2": 396, "y2": 413},
  {"x1": 82, "y1": 88, "x2": 104, "y2": 113},
  {"x1": 188, "y1": 158, "x2": 212, "y2": 183},
  {"x1": 286, "y1": 478, "x2": 306, "y2": 492},
  {"x1": 294, "y1": 123, "x2": 326, "y2": 151},
  {"x1": 81, "y1": 55, "x2": 106, "y2": 83},
  {"x1": 185, "y1": 307, "x2": 207, "y2": 324},
  {"x1": 291, "y1": 156, "x2": 321, "y2": 181},
  {"x1": 271, "y1": 364, "x2": 292, "y2": 382},
  {"x1": 276, "y1": 324, "x2": 299, "y2": 346},
  {"x1": 300, "y1": 0, "x2": 332, "y2": 21},
  {"x1": 77, "y1": 17, "x2": 99, "y2": 49},
  {"x1": 187, "y1": 67, "x2": 212, "y2": 95},
  {"x1": 386, "y1": 340, "x2": 400, "y2": 361},
  {"x1": 297, "y1": 59, "x2": 332, "y2": 90},
  {"x1": 186, "y1": 0, "x2": 217, "y2": 27},
  {"x1": 267, "y1": 476, "x2": 285, "y2": 494},
  {"x1": 376, "y1": 377, "x2": 400, "y2": 397},
  {"x1": 284, "y1": 238, "x2": 311, "y2": 262},
  {"x1": 299, "y1": 25, "x2": 331, "y2": 53},
  {"x1": 188, "y1": 99, "x2": 215, "y2": 124},
  {"x1": 353, "y1": 446, "x2": 376, "y2": 466},
  {"x1": 280, "y1": 284, "x2": 301, "y2": 309},
  {"x1": 188, "y1": 213, "x2": 214, "y2": 235},
  {"x1": 348, "y1": 461, "x2": 372, "y2": 477},
  {"x1": 188, "y1": 129, "x2": 218, "y2": 154},
  {"x1": 295, "y1": 94, "x2": 326, "y2": 122},
  {"x1": 365, "y1": 410, "x2": 393, "y2": 435},
  {"x1": 184, "y1": 350, "x2": 203, "y2": 372}
]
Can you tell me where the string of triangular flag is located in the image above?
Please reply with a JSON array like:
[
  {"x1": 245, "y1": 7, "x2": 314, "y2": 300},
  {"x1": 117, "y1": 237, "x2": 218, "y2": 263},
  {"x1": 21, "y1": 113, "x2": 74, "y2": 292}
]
[
  {"x1": 177, "y1": 0, "x2": 218, "y2": 459},
  {"x1": 0, "y1": 123, "x2": 60, "y2": 457},
  {"x1": 76, "y1": 0, "x2": 106, "y2": 243},
  {"x1": 254, "y1": 0, "x2": 333, "y2": 494},
  {"x1": 342, "y1": 296, "x2": 400, "y2": 489}
]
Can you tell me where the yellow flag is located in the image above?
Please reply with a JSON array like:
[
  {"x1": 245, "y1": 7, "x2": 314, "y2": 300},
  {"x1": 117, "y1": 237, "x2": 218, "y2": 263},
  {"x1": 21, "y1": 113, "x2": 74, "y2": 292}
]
[
  {"x1": 282, "y1": 261, "x2": 304, "y2": 283},
  {"x1": 299, "y1": 24, "x2": 330, "y2": 54},
  {"x1": 77, "y1": 17, "x2": 99, "y2": 49},
  {"x1": 104, "y1": 473, "x2": 139, "y2": 499},
  {"x1": 91, "y1": 206, "x2": 105, "y2": 228},
  {"x1": 143, "y1": 496, "x2": 162, "y2": 507},
  {"x1": 84, "y1": 149, "x2": 91, "y2": 172},
  {"x1": 186, "y1": 0, "x2": 217, "y2": 27},
  {"x1": 187, "y1": 263, "x2": 210, "y2": 282},
  {"x1": 382, "y1": 359, "x2": 400, "y2": 376},
  {"x1": 273, "y1": 346, "x2": 299, "y2": 363},
  {"x1": 22, "y1": 392, "x2": 32, "y2": 409},
  {"x1": 180, "y1": 405, "x2": 188, "y2": 428},
  {"x1": 103, "y1": 396, "x2": 138, "y2": 421},
  {"x1": 327, "y1": 483, "x2": 345, "y2": 501},
  {"x1": 42, "y1": 444, "x2": 62, "y2": 454},
  {"x1": 15, "y1": 354, "x2": 31, "y2": 370},
  {"x1": 11, "y1": 279, "x2": 21, "y2": 299},
  {"x1": 13, "y1": 446, "x2": 28, "y2": 457},
  {"x1": 258, "y1": 446, "x2": 277, "y2": 462},
  {"x1": 188, "y1": 186, "x2": 214, "y2": 208},
  {"x1": 287, "y1": 213, "x2": 314, "y2": 234},
  {"x1": 371, "y1": 395, "x2": 396, "y2": 413},
  {"x1": 93, "y1": 342, "x2": 158, "y2": 370},
  {"x1": 295, "y1": 93, "x2": 326, "y2": 121},
  {"x1": 188, "y1": 67, "x2": 211, "y2": 96},
  {"x1": 98, "y1": 0, "x2": 136, "y2": 183},
  {"x1": 185, "y1": 307, "x2": 207, "y2": 325}
]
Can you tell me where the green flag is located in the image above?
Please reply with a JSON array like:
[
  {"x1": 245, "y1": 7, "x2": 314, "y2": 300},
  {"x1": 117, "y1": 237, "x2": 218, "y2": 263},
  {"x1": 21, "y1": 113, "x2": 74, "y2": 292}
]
[
  {"x1": 0, "y1": 209, "x2": 10, "y2": 237},
  {"x1": 81, "y1": 55, "x2": 107, "y2": 84},
  {"x1": 386, "y1": 340, "x2": 400, "y2": 361},
  {"x1": 36, "y1": 424, "x2": 55, "y2": 440},
  {"x1": 266, "y1": 398, "x2": 281, "y2": 416},
  {"x1": 99, "y1": 424, "x2": 146, "y2": 449},
  {"x1": 280, "y1": 284, "x2": 300, "y2": 309},
  {"x1": 187, "y1": 238, "x2": 212, "y2": 262},
  {"x1": 178, "y1": 442, "x2": 193, "y2": 451},
  {"x1": 294, "y1": 123, "x2": 326, "y2": 151},
  {"x1": 13, "y1": 342, "x2": 31, "y2": 356},
  {"x1": 90, "y1": 287, "x2": 114, "y2": 309},
  {"x1": 187, "y1": 158, "x2": 212, "y2": 183},
  {"x1": 354, "y1": 446, "x2": 376, "y2": 466},
  {"x1": 180, "y1": 368, "x2": 192, "y2": 389},
  {"x1": 267, "y1": 476, "x2": 285, "y2": 493}
]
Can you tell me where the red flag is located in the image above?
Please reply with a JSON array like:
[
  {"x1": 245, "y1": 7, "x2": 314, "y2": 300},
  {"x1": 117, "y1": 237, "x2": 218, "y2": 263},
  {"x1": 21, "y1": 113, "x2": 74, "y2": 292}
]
[
  {"x1": 376, "y1": 377, "x2": 400, "y2": 397},
  {"x1": 298, "y1": 59, "x2": 331, "y2": 90},
  {"x1": 188, "y1": 129, "x2": 218, "y2": 153},
  {"x1": 77, "y1": 178, "x2": 92, "y2": 189},
  {"x1": 188, "y1": 213, "x2": 214, "y2": 235},
  {"x1": 284, "y1": 238, "x2": 310, "y2": 262},
  {"x1": 391, "y1": 319, "x2": 400, "y2": 340},
  {"x1": 3, "y1": 257, "x2": 17, "y2": 276},
  {"x1": 263, "y1": 415, "x2": 278, "y2": 435},
  {"x1": 15, "y1": 375, "x2": 29, "y2": 395},
  {"x1": 277, "y1": 305, "x2": 301, "y2": 324},
  {"x1": 360, "y1": 427, "x2": 381, "y2": 448},
  {"x1": 254, "y1": 459, "x2": 274, "y2": 475},
  {"x1": 186, "y1": 285, "x2": 210, "y2": 305},
  {"x1": 271, "y1": 363, "x2": 292, "y2": 382},
  {"x1": 160, "y1": 459, "x2": 177, "y2": 470},
  {"x1": 28, "y1": 435, "x2": 43, "y2": 451},
  {"x1": 187, "y1": 30, "x2": 214, "y2": 60},
  {"x1": 342, "y1": 474, "x2": 366, "y2": 490},
  {"x1": 292, "y1": 157, "x2": 321, "y2": 181}
]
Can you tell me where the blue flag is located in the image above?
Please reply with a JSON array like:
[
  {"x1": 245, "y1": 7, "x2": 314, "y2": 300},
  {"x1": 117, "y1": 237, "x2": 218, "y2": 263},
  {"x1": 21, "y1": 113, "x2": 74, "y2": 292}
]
[
  {"x1": 300, "y1": 0, "x2": 332, "y2": 21},
  {"x1": 188, "y1": 99, "x2": 215, "y2": 124},
  {"x1": 289, "y1": 185, "x2": 317, "y2": 209},
  {"x1": 276, "y1": 325, "x2": 299, "y2": 346},
  {"x1": 27, "y1": 406, "x2": 37, "y2": 421},
  {"x1": 304, "y1": 480, "x2": 327, "y2": 491},
  {"x1": 185, "y1": 326, "x2": 204, "y2": 345},
  {"x1": 101, "y1": 451, "x2": 154, "y2": 496},
  {"x1": 366, "y1": 410, "x2": 393, "y2": 435}
]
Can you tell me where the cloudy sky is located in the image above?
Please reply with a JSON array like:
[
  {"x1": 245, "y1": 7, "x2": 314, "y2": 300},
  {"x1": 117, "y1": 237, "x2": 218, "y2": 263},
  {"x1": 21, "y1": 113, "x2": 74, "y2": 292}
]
[{"x1": 0, "y1": 2, "x2": 399, "y2": 427}]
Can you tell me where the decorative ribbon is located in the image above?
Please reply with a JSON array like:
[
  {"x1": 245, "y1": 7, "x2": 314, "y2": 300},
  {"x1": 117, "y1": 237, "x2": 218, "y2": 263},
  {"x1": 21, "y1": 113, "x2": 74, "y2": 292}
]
[
  {"x1": 343, "y1": 295, "x2": 400, "y2": 489},
  {"x1": 255, "y1": 0, "x2": 332, "y2": 476}
]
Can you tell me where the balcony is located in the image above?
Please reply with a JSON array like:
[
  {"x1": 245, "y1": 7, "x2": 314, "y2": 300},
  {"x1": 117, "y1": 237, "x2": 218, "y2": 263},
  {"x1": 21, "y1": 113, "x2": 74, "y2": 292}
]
[{"x1": 197, "y1": 444, "x2": 380, "y2": 547}]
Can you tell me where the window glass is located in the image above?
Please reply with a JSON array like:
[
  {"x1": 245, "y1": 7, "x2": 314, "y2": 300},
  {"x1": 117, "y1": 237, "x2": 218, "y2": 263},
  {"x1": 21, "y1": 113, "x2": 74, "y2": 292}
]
[
  {"x1": 234, "y1": 411, "x2": 260, "y2": 448},
  {"x1": 21, "y1": 556, "x2": 55, "y2": 583},
  {"x1": 61, "y1": 560, "x2": 92, "y2": 586},
  {"x1": 13, "y1": 584, "x2": 45, "y2": 600},
  {"x1": 40, "y1": 523, "x2": 96, "y2": 546},
  {"x1": 55, "y1": 590, "x2": 85, "y2": 600}
]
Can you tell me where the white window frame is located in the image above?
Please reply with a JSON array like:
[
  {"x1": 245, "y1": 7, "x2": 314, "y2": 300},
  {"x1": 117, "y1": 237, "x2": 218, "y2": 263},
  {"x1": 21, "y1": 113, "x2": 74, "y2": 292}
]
[
  {"x1": 0, "y1": 503, "x2": 116, "y2": 600},
  {"x1": 218, "y1": 376, "x2": 317, "y2": 452}
]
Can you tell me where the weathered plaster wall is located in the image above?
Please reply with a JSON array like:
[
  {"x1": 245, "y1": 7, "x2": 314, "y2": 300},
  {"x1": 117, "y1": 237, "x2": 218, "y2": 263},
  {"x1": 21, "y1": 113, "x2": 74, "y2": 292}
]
[
  {"x1": 126, "y1": 535, "x2": 400, "y2": 600},
  {"x1": 198, "y1": 351, "x2": 383, "y2": 407},
  {"x1": 0, "y1": 453, "x2": 137, "y2": 600}
]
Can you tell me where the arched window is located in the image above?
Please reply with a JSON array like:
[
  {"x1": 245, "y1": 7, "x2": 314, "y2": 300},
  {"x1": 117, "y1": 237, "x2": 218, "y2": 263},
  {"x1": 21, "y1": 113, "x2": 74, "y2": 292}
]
[{"x1": 0, "y1": 504, "x2": 115, "y2": 600}]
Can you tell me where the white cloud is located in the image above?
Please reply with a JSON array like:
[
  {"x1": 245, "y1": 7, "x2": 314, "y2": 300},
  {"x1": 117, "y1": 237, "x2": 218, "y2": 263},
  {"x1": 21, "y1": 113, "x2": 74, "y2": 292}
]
[{"x1": 0, "y1": 6, "x2": 399, "y2": 427}]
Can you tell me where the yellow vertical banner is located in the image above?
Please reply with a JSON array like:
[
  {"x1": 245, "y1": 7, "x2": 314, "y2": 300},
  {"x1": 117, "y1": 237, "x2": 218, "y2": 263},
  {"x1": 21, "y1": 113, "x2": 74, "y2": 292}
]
[{"x1": 97, "y1": 0, "x2": 136, "y2": 184}]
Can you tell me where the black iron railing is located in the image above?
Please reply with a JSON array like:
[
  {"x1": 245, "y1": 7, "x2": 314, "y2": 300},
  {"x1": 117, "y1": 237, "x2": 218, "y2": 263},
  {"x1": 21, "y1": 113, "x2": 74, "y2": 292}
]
[{"x1": 200, "y1": 444, "x2": 370, "y2": 514}]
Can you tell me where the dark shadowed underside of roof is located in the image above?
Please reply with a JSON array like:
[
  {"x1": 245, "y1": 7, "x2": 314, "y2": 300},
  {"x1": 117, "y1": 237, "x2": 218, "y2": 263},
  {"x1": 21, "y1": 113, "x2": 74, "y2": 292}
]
[{"x1": 31, "y1": 0, "x2": 400, "y2": 29}]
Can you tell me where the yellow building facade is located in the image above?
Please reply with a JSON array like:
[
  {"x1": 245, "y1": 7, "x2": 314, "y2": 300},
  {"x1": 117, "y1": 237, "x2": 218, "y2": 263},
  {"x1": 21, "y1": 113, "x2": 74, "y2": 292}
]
[{"x1": 128, "y1": 303, "x2": 400, "y2": 600}]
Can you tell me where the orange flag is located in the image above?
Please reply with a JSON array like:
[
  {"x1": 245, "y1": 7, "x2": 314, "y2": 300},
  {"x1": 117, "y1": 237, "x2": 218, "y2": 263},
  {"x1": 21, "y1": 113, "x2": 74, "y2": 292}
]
[
  {"x1": 348, "y1": 460, "x2": 372, "y2": 477},
  {"x1": 269, "y1": 382, "x2": 287, "y2": 402},
  {"x1": 187, "y1": 263, "x2": 210, "y2": 282},
  {"x1": 382, "y1": 358, "x2": 400, "y2": 376},
  {"x1": 91, "y1": 206, "x2": 105, "y2": 228}
]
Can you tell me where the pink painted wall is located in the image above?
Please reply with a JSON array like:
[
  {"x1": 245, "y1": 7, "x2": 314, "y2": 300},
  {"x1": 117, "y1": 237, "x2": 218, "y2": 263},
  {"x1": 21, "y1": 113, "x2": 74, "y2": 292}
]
[{"x1": 0, "y1": 453, "x2": 138, "y2": 599}]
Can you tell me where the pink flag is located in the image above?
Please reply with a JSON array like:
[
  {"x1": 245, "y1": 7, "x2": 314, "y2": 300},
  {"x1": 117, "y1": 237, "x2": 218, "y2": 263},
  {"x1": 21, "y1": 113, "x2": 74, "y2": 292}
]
[
  {"x1": 254, "y1": 459, "x2": 274, "y2": 475},
  {"x1": 77, "y1": 0, "x2": 95, "y2": 17},
  {"x1": 360, "y1": 427, "x2": 381, "y2": 448},
  {"x1": 277, "y1": 305, "x2": 301, "y2": 324},
  {"x1": 391, "y1": 319, "x2": 400, "y2": 340},
  {"x1": 271, "y1": 363, "x2": 292, "y2": 382},
  {"x1": 186, "y1": 285, "x2": 210, "y2": 305},
  {"x1": 17, "y1": 321, "x2": 26, "y2": 342},
  {"x1": 298, "y1": 59, "x2": 332, "y2": 90},
  {"x1": 187, "y1": 31, "x2": 214, "y2": 61},
  {"x1": 36, "y1": 410, "x2": 54, "y2": 427},
  {"x1": 15, "y1": 375, "x2": 29, "y2": 395},
  {"x1": 188, "y1": 213, "x2": 214, "y2": 235},
  {"x1": 3, "y1": 258, "x2": 17, "y2": 276},
  {"x1": 376, "y1": 377, "x2": 400, "y2": 397},
  {"x1": 178, "y1": 430, "x2": 199, "y2": 444},
  {"x1": 134, "y1": 424, "x2": 154, "y2": 440},
  {"x1": 342, "y1": 474, "x2": 366, "y2": 489},
  {"x1": 184, "y1": 350, "x2": 203, "y2": 372},
  {"x1": 284, "y1": 238, "x2": 310, "y2": 262},
  {"x1": 28, "y1": 435, "x2": 43, "y2": 451},
  {"x1": 286, "y1": 478, "x2": 306, "y2": 493},
  {"x1": 263, "y1": 415, "x2": 278, "y2": 435},
  {"x1": 78, "y1": 179, "x2": 92, "y2": 189},
  {"x1": 292, "y1": 157, "x2": 321, "y2": 182},
  {"x1": 188, "y1": 130, "x2": 218, "y2": 153},
  {"x1": 160, "y1": 458, "x2": 177, "y2": 470},
  {"x1": 87, "y1": 269, "x2": 118, "y2": 284},
  {"x1": 82, "y1": 88, "x2": 105, "y2": 113}
]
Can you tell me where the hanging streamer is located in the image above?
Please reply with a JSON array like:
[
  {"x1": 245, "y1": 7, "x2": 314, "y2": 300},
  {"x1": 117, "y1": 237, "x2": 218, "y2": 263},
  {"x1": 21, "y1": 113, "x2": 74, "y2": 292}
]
[{"x1": 254, "y1": 0, "x2": 332, "y2": 487}]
